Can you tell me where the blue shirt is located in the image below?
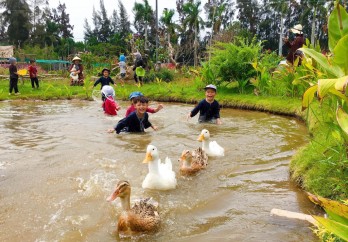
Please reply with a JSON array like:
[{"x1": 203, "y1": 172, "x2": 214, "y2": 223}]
[{"x1": 190, "y1": 99, "x2": 220, "y2": 123}]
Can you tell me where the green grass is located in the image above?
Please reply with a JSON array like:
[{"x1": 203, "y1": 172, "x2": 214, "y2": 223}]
[{"x1": 0, "y1": 76, "x2": 346, "y2": 200}]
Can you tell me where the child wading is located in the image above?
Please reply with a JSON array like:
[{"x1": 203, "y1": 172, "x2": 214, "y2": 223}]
[
  {"x1": 8, "y1": 57, "x2": 20, "y2": 95},
  {"x1": 93, "y1": 68, "x2": 116, "y2": 101},
  {"x1": 187, "y1": 84, "x2": 222, "y2": 124},
  {"x1": 108, "y1": 96, "x2": 157, "y2": 134},
  {"x1": 125, "y1": 91, "x2": 163, "y2": 117},
  {"x1": 28, "y1": 59, "x2": 39, "y2": 89},
  {"x1": 101, "y1": 85, "x2": 120, "y2": 116}
]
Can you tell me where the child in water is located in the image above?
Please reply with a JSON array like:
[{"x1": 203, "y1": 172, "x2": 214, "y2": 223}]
[
  {"x1": 108, "y1": 96, "x2": 157, "y2": 134},
  {"x1": 125, "y1": 91, "x2": 163, "y2": 117},
  {"x1": 187, "y1": 84, "x2": 222, "y2": 124},
  {"x1": 93, "y1": 68, "x2": 116, "y2": 101},
  {"x1": 101, "y1": 85, "x2": 120, "y2": 116}
]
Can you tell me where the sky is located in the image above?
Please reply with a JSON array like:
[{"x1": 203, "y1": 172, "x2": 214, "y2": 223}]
[{"x1": 48, "y1": 0, "x2": 207, "y2": 41}]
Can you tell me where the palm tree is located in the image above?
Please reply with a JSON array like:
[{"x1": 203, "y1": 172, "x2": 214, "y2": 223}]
[
  {"x1": 133, "y1": 0, "x2": 153, "y2": 51},
  {"x1": 182, "y1": 0, "x2": 204, "y2": 67}
]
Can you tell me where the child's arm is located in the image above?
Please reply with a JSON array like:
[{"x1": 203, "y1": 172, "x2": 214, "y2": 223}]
[
  {"x1": 154, "y1": 104, "x2": 163, "y2": 113},
  {"x1": 187, "y1": 101, "x2": 202, "y2": 120}
]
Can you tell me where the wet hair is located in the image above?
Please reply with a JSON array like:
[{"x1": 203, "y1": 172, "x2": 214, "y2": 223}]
[{"x1": 134, "y1": 96, "x2": 149, "y2": 104}]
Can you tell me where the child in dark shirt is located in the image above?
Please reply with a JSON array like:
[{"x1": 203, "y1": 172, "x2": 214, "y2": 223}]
[
  {"x1": 108, "y1": 96, "x2": 157, "y2": 134},
  {"x1": 8, "y1": 57, "x2": 20, "y2": 95},
  {"x1": 187, "y1": 84, "x2": 222, "y2": 124},
  {"x1": 125, "y1": 91, "x2": 163, "y2": 117},
  {"x1": 93, "y1": 68, "x2": 116, "y2": 101}
]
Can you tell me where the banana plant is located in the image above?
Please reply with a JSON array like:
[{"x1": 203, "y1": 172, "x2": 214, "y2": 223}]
[
  {"x1": 308, "y1": 193, "x2": 348, "y2": 241},
  {"x1": 301, "y1": 1, "x2": 348, "y2": 135}
]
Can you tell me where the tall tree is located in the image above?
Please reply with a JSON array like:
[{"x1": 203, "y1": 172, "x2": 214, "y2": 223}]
[
  {"x1": 111, "y1": 9, "x2": 120, "y2": 34},
  {"x1": 52, "y1": 3, "x2": 74, "y2": 38},
  {"x1": 269, "y1": 0, "x2": 289, "y2": 55},
  {"x1": 118, "y1": 0, "x2": 131, "y2": 40},
  {"x1": 236, "y1": 0, "x2": 260, "y2": 36},
  {"x1": 182, "y1": 0, "x2": 204, "y2": 66},
  {"x1": 98, "y1": 0, "x2": 111, "y2": 42},
  {"x1": 0, "y1": 0, "x2": 31, "y2": 45},
  {"x1": 204, "y1": 0, "x2": 235, "y2": 36},
  {"x1": 133, "y1": 0, "x2": 154, "y2": 51}
]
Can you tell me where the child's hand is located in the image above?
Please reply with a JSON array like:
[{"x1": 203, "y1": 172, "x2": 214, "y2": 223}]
[
  {"x1": 216, "y1": 118, "x2": 222, "y2": 125},
  {"x1": 155, "y1": 104, "x2": 164, "y2": 112},
  {"x1": 186, "y1": 113, "x2": 191, "y2": 121},
  {"x1": 107, "y1": 128, "x2": 115, "y2": 133},
  {"x1": 116, "y1": 106, "x2": 121, "y2": 111},
  {"x1": 152, "y1": 126, "x2": 158, "y2": 131}
]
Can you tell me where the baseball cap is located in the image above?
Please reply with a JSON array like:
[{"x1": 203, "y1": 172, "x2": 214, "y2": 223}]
[
  {"x1": 128, "y1": 91, "x2": 144, "y2": 100},
  {"x1": 204, "y1": 84, "x2": 217, "y2": 91}
]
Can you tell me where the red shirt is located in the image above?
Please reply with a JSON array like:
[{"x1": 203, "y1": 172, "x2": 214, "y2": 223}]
[
  {"x1": 103, "y1": 97, "x2": 120, "y2": 116},
  {"x1": 125, "y1": 105, "x2": 155, "y2": 117},
  {"x1": 28, "y1": 65, "x2": 37, "y2": 78}
]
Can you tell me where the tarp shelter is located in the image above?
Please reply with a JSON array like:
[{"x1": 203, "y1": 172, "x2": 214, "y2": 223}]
[
  {"x1": 0, "y1": 46, "x2": 14, "y2": 58},
  {"x1": 35, "y1": 59, "x2": 71, "y2": 71}
]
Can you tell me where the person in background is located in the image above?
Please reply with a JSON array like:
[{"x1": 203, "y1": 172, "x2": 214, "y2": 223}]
[
  {"x1": 187, "y1": 84, "x2": 222, "y2": 125},
  {"x1": 28, "y1": 59, "x2": 39, "y2": 89},
  {"x1": 108, "y1": 96, "x2": 157, "y2": 134},
  {"x1": 93, "y1": 68, "x2": 116, "y2": 101},
  {"x1": 118, "y1": 54, "x2": 127, "y2": 86},
  {"x1": 69, "y1": 56, "x2": 84, "y2": 86},
  {"x1": 125, "y1": 91, "x2": 163, "y2": 117},
  {"x1": 101, "y1": 85, "x2": 120, "y2": 116},
  {"x1": 132, "y1": 51, "x2": 145, "y2": 85},
  {"x1": 283, "y1": 24, "x2": 305, "y2": 66},
  {"x1": 8, "y1": 57, "x2": 20, "y2": 95}
]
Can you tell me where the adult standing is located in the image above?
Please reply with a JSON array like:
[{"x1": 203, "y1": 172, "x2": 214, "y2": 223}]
[
  {"x1": 283, "y1": 24, "x2": 305, "y2": 66},
  {"x1": 8, "y1": 57, "x2": 19, "y2": 95},
  {"x1": 132, "y1": 51, "x2": 145, "y2": 85},
  {"x1": 69, "y1": 56, "x2": 84, "y2": 86}
]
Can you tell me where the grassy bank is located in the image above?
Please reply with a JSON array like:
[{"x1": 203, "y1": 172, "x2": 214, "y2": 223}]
[{"x1": 0, "y1": 77, "x2": 346, "y2": 200}]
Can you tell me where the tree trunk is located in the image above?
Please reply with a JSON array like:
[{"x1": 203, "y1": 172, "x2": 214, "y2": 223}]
[
  {"x1": 278, "y1": 15, "x2": 284, "y2": 56},
  {"x1": 311, "y1": 7, "x2": 316, "y2": 46},
  {"x1": 194, "y1": 25, "x2": 198, "y2": 67},
  {"x1": 144, "y1": 22, "x2": 148, "y2": 51}
]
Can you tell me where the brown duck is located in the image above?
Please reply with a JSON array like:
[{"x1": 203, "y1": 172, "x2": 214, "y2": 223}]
[
  {"x1": 107, "y1": 181, "x2": 160, "y2": 234},
  {"x1": 179, "y1": 147, "x2": 208, "y2": 176}
]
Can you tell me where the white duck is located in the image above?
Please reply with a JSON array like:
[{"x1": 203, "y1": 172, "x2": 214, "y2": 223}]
[
  {"x1": 197, "y1": 129, "x2": 225, "y2": 157},
  {"x1": 142, "y1": 144, "x2": 177, "y2": 190}
]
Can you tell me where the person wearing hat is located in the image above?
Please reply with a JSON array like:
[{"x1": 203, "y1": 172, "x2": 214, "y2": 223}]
[
  {"x1": 93, "y1": 68, "x2": 116, "y2": 101},
  {"x1": 283, "y1": 24, "x2": 305, "y2": 66},
  {"x1": 28, "y1": 59, "x2": 39, "y2": 89},
  {"x1": 125, "y1": 91, "x2": 163, "y2": 117},
  {"x1": 101, "y1": 85, "x2": 120, "y2": 116},
  {"x1": 69, "y1": 56, "x2": 84, "y2": 86},
  {"x1": 8, "y1": 57, "x2": 20, "y2": 95},
  {"x1": 187, "y1": 84, "x2": 222, "y2": 125}
]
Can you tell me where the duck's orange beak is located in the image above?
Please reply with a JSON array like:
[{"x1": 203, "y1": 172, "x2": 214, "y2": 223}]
[
  {"x1": 106, "y1": 188, "x2": 120, "y2": 202},
  {"x1": 143, "y1": 152, "x2": 153, "y2": 163},
  {"x1": 198, "y1": 134, "x2": 204, "y2": 142}
]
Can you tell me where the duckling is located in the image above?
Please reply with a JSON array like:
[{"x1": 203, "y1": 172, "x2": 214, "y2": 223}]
[
  {"x1": 107, "y1": 181, "x2": 160, "y2": 233},
  {"x1": 142, "y1": 144, "x2": 177, "y2": 190},
  {"x1": 179, "y1": 147, "x2": 208, "y2": 176},
  {"x1": 198, "y1": 129, "x2": 224, "y2": 157}
]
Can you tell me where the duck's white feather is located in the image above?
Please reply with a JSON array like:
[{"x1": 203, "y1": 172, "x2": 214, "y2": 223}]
[{"x1": 199, "y1": 129, "x2": 225, "y2": 157}]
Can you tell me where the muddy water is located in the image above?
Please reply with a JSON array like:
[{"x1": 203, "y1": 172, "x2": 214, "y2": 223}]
[{"x1": 0, "y1": 100, "x2": 320, "y2": 242}]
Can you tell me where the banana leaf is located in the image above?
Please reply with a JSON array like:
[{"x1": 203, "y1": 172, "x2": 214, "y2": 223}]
[
  {"x1": 333, "y1": 34, "x2": 348, "y2": 75},
  {"x1": 317, "y1": 79, "x2": 338, "y2": 99},
  {"x1": 337, "y1": 106, "x2": 348, "y2": 136},
  {"x1": 328, "y1": 2, "x2": 348, "y2": 52},
  {"x1": 299, "y1": 48, "x2": 344, "y2": 78},
  {"x1": 333, "y1": 75, "x2": 348, "y2": 92},
  {"x1": 302, "y1": 85, "x2": 318, "y2": 111},
  {"x1": 313, "y1": 216, "x2": 348, "y2": 241}
]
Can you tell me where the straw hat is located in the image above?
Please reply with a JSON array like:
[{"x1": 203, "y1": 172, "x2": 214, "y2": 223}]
[
  {"x1": 290, "y1": 24, "x2": 303, "y2": 34},
  {"x1": 72, "y1": 56, "x2": 81, "y2": 62}
]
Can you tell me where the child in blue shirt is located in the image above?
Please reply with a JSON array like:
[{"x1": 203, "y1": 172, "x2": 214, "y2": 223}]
[
  {"x1": 187, "y1": 84, "x2": 222, "y2": 124},
  {"x1": 108, "y1": 96, "x2": 158, "y2": 134}
]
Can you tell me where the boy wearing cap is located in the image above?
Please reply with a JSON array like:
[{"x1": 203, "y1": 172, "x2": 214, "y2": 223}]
[
  {"x1": 93, "y1": 68, "x2": 116, "y2": 101},
  {"x1": 125, "y1": 91, "x2": 163, "y2": 117},
  {"x1": 8, "y1": 57, "x2": 20, "y2": 95},
  {"x1": 187, "y1": 84, "x2": 222, "y2": 125},
  {"x1": 108, "y1": 96, "x2": 157, "y2": 134}
]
